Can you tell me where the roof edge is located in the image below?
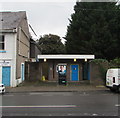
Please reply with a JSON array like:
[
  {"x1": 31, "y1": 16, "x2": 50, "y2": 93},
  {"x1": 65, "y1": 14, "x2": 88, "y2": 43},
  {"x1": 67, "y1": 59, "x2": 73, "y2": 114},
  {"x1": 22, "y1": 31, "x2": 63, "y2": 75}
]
[{"x1": 37, "y1": 55, "x2": 95, "y2": 59}]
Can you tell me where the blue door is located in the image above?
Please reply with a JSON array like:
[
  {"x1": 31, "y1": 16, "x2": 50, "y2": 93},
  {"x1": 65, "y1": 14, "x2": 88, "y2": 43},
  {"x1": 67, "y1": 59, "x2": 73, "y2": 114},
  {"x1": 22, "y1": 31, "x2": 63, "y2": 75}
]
[
  {"x1": 2, "y1": 66, "x2": 11, "y2": 86},
  {"x1": 21, "y1": 64, "x2": 24, "y2": 81},
  {"x1": 71, "y1": 65, "x2": 79, "y2": 81}
]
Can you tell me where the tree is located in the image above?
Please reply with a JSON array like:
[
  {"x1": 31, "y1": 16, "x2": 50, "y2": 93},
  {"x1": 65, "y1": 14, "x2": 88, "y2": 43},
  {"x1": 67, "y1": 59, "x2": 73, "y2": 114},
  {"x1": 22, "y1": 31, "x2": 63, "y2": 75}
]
[
  {"x1": 65, "y1": 2, "x2": 120, "y2": 60},
  {"x1": 38, "y1": 34, "x2": 66, "y2": 54}
]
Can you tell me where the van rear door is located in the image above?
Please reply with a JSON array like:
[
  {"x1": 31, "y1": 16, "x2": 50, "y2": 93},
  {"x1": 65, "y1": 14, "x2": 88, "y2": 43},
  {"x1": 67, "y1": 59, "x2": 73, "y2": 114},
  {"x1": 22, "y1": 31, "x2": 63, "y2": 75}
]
[{"x1": 106, "y1": 69, "x2": 113, "y2": 87}]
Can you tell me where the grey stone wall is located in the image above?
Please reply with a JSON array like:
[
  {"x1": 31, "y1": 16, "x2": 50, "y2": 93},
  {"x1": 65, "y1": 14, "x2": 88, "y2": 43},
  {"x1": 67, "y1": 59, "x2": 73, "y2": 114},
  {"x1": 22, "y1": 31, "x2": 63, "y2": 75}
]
[
  {"x1": 25, "y1": 62, "x2": 41, "y2": 81},
  {"x1": 90, "y1": 61, "x2": 109, "y2": 85}
]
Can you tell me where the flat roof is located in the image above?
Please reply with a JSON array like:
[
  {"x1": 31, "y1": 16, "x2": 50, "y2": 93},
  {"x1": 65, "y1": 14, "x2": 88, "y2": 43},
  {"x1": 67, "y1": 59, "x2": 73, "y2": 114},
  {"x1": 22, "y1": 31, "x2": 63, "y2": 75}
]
[{"x1": 37, "y1": 55, "x2": 95, "y2": 59}]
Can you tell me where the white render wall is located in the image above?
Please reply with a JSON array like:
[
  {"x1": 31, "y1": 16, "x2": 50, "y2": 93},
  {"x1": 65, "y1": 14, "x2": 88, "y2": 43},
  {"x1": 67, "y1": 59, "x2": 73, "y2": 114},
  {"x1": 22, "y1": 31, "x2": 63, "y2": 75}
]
[
  {"x1": 0, "y1": 33, "x2": 17, "y2": 87},
  {"x1": 0, "y1": 33, "x2": 16, "y2": 59},
  {"x1": 0, "y1": 66, "x2": 2, "y2": 84}
]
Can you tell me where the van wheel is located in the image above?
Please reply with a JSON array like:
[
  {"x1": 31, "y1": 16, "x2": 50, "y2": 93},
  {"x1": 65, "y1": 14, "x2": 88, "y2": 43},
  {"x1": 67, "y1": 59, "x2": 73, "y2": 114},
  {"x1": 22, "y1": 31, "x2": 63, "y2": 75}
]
[
  {"x1": 118, "y1": 87, "x2": 120, "y2": 93},
  {"x1": 110, "y1": 88, "x2": 115, "y2": 92},
  {"x1": 2, "y1": 92, "x2": 4, "y2": 95},
  {"x1": 115, "y1": 87, "x2": 120, "y2": 93}
]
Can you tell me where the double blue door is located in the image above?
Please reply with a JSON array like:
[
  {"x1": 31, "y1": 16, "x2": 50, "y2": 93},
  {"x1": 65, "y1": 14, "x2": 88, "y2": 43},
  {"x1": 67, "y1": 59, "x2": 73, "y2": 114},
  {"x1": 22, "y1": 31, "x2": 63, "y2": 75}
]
[
  {"x1": 71, "y1": 65, "x2": 79, "y2": 81},
  {"x1": 2, "y1": 66, "x2": 11, "y2": 86}
]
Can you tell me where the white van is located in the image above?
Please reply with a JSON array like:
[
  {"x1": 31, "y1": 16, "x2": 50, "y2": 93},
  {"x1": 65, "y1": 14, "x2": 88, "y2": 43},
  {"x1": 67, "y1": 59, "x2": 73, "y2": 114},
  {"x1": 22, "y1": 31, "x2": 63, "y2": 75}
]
[{"x1": 106, "y1": 68, "x2": 120, "y2": 92}]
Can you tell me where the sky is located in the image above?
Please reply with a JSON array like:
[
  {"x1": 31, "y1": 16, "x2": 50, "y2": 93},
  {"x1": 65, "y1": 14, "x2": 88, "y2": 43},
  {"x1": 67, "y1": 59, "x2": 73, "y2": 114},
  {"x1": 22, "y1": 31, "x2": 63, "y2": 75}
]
[
  {"x1": 0, "y1": 1, "x2": 76, "y2": 41},
  {"x1": 0, "y1": 0, "x2": 119, "y2": 41}
]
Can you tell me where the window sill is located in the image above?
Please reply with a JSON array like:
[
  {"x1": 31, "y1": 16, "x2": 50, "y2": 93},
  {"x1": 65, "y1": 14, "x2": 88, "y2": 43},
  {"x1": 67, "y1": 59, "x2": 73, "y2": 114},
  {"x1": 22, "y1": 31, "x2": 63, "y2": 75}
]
[{"x1": 0, "y1": 50, "x2": 6, "y2": 53}]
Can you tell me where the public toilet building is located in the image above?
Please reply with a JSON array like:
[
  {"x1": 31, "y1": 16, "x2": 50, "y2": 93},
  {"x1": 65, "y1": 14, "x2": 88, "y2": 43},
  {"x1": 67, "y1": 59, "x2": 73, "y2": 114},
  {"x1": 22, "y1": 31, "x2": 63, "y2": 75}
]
[{"x1": 37, "y1": 55, "x2": 95, "y2": 82}]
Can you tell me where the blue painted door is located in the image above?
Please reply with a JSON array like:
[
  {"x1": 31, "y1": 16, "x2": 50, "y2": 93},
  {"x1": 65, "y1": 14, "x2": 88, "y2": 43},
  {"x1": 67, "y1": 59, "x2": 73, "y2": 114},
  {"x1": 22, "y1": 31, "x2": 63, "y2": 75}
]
[
  {"x1": 21, "y1": 64, "x2": 24, "y2": 81},
  {"x1": 2, "y1": 66, "x2": 11, "y2": 86},
  {"x1": 71, "y1": 65, "x2": 79, "y2": 81}
]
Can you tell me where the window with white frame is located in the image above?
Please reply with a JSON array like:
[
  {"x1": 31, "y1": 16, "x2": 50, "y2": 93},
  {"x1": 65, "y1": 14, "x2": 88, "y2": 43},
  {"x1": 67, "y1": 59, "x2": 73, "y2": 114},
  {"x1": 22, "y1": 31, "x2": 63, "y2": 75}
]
[{"x1": 0, "y1": 35, "x2": 5, "y2": 50}]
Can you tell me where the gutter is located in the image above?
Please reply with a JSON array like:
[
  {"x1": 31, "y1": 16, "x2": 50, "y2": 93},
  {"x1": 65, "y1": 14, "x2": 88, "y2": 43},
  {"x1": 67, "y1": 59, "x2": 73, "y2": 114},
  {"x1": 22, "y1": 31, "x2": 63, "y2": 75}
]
[{"x1": 0, "y1": 29, "x2": 17, "y2": 33}]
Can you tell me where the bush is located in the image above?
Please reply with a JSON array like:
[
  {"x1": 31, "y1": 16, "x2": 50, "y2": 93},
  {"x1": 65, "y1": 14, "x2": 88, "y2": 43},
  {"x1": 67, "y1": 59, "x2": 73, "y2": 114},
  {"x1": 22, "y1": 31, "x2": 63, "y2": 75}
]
[
  {"x1": 109, "y1": 58, "x2": 120, "y2": 68},
  {"x1": 90, "y1": 59, "x2": 108, "y2": 64}
]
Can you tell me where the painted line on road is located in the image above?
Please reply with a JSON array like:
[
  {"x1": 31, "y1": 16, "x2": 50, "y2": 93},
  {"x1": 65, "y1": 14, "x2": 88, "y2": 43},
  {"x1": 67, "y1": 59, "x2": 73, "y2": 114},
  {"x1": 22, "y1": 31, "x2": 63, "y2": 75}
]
[
  {"x1": 115, "y1": 104, "x2": 120, "y2": 107},
  {"x1": 3, "y1": 95, "x2": 14, "y2": 97},
  {"x1": 29, "y1": 93, "x2": 45, "y2": 95},
  {"x1": 29, "y1": 93, "x2": 73, "y2": 96},
  {"x1": 92, "y1": 113, "x2": 98, "y2": 116},
  {"x1": 0, "y1": 105, "x2": 76, "y2": 108}
]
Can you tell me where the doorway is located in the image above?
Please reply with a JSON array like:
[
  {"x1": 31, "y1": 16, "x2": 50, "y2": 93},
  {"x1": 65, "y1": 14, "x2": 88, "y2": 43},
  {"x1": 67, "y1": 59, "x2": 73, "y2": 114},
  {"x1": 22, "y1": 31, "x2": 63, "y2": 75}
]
[
  {"x1": 2, "y1": 66, "x2": 11, "y2": 86},
  {"x1": 71, "y1": 65, "x2": 79, "y2": 81}
]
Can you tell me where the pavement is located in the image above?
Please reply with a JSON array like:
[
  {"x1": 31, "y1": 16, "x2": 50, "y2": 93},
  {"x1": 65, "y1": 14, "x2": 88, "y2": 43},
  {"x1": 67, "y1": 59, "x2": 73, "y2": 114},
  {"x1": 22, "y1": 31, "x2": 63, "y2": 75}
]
[{"x1": 5, "y1": 82, "x2": 109, "y2": 93}]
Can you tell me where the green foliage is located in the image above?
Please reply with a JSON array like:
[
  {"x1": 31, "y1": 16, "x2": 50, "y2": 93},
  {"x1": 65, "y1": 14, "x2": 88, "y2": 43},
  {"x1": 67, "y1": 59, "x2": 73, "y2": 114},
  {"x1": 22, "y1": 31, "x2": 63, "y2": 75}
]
[
  {"x1": 109, "y1": 58, "x2": 120, "y2": 68},
  {"x1": 38, "y1": 34, "x2": 66, "y2": 54},
  {"x1": 65, "y1": 2, "x2": 120, "y2": 60},
  {"x1": 90, "y1": 59, "x2": 108, "y2": 64}
]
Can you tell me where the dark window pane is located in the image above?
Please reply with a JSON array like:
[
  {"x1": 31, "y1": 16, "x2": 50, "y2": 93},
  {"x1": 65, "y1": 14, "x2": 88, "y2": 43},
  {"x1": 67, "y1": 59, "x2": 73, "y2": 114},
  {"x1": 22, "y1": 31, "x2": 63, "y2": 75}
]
[
  {"x1": 0, "y1": 43, "x2": 4, "y2": 49},
  {"x1": 0, "y1": 35, "x2": 4, "y2": 50},
  {"x1": 0, "y1": 35, "x2": 4, "y2": 42}
]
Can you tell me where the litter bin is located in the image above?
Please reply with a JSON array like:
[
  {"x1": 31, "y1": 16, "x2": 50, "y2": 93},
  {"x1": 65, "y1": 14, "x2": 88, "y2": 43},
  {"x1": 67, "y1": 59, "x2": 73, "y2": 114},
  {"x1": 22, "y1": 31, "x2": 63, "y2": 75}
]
[{"x1": 58, "y1": 75, "x2": 67, "y2": 85}]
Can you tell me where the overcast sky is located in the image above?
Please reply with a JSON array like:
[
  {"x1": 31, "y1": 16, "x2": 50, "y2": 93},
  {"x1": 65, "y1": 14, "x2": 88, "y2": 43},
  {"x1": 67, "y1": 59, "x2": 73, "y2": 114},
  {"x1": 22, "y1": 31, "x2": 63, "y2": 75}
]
[
  {"x1": 0, "y1": 0, "x2": 119, "y2": 41},
  {"x1": 0, "y1": 1, "x2": 76, "y2": 41}
]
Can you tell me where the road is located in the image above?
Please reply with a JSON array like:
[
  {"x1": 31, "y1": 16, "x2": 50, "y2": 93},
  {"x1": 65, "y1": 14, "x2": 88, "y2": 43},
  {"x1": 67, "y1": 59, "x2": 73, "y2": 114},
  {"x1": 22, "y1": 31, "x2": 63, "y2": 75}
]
[{"x1": 1, "y1": 90, "x2": 120, "y2": 117}]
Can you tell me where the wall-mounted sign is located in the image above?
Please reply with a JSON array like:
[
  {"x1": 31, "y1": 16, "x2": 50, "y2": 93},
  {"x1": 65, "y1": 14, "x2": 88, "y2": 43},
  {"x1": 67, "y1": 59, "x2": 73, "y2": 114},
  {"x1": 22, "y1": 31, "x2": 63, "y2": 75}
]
[
  {"x1": 56, "y1": 63, "x2": 67, "y2": 73},
  {"x1": 58, "y1": 65, "x2": 67, "y2": 76},
  {"x1": 0, "y1": 60, "x2": 11, "y2": 66}
]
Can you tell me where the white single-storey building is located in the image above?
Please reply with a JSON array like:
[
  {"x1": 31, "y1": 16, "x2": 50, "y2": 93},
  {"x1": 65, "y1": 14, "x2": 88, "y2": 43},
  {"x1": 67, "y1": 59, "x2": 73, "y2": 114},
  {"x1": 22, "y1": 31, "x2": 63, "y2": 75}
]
[{"x1": 36, "y1": 54, "x2": 95, "y2": 82}]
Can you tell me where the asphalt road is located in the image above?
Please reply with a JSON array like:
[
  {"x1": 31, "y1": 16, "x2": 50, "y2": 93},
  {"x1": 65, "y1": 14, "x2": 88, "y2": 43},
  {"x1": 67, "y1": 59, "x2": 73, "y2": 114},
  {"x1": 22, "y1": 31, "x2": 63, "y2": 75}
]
[{"x1": 1, "y1": 90, "x2": 120, "y2": 117}]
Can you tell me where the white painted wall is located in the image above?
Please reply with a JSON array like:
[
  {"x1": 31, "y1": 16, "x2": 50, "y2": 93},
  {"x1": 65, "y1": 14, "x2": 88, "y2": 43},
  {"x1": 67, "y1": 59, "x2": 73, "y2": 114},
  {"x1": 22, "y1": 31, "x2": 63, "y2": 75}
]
[
  {"x1": 0, "y1": 33, "x2": 17, "y2": 87},
  {"x1": 0, "y1": 33, "x2": 16, "y2": 59},
  {"x1": 0, "y1": 66, "x2": 2, "y2": 84}
]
